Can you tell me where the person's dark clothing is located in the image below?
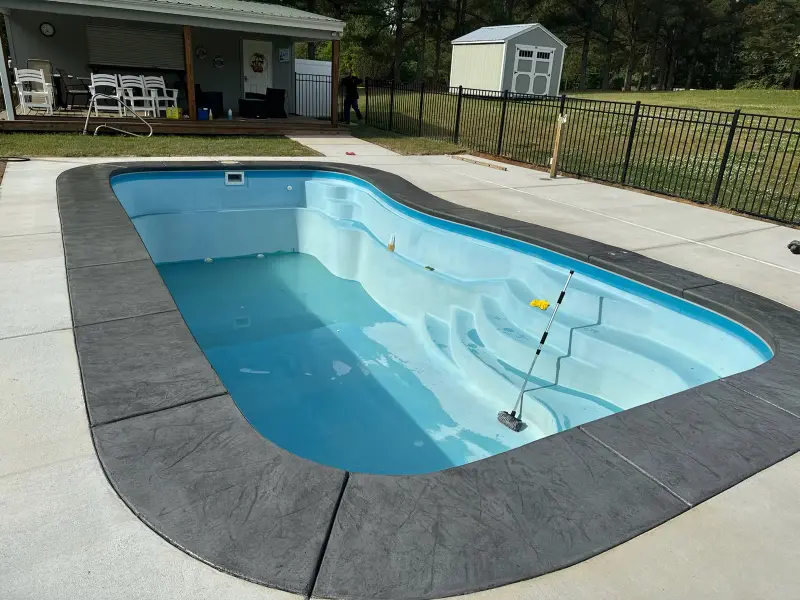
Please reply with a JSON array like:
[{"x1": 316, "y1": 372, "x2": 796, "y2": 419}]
[
  {"x1": 344, "y1": 97, "x2": 362, "y2": 123},
  {"x1": 341, "y1": 75, "x2": 362, "y2": 100}
]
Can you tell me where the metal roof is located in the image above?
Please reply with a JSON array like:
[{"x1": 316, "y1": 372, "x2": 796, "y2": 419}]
[
  {"x1": 29, "y1": 0, "x2": 344, "y2": 30},
  {"x1": 137, "y1": 0, "x2": 340, "y2": 23},
  {"x1": 452, "y1": 23, "x2": 566, "y2": 47}
]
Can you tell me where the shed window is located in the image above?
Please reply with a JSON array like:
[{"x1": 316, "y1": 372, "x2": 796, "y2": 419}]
[
  {"x1": 518, "y1": 50, "x2": 534, "y2": 58},
  {"x1": 537, "y1": 51, "x2": 551, "y2": 60}
]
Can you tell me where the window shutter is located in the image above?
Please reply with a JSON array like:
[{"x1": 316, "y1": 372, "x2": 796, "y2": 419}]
[{"x1": 86, "y1": 25, "x2": 185, "y2": 70}]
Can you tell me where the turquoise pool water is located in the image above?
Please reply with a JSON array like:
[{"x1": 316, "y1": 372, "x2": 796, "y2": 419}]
[{"x1": 113, "y1": 170, "x2": 772, "y2": 475}]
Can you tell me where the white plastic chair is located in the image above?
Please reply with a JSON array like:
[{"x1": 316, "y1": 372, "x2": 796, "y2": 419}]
[
  {"x1": 143, "y1": 76, "x2": 178, "y2": 116},
  {"x1": 13, "y1": 68, "x2": 54, "y2": 115},
  {"x1": 89, "y1": 74, "x2": 123, "y2": 116},
  {"x1": 118, "y1": 75, "x2": 155, "y2": 117}
]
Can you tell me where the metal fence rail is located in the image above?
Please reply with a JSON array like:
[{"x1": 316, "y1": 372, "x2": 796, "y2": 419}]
[{"x1": 362, "y1": 79, "x2": 800, "y2": 225}]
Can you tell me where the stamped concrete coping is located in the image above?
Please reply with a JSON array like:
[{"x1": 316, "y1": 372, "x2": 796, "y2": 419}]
[{"x1": 57, "y1": 162, "x2": 800, "y2": 600}]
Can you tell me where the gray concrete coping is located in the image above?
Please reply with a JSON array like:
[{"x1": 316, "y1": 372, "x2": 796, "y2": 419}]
[{"x1": 57, "y1": 162, "x2": 800, "y2": 600}]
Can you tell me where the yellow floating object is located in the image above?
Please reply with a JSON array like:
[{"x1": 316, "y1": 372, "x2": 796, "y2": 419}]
[
  {"x1": 530, "y1": 299, "x2": 550, "y2": 310},
  {"x1": 387, "y1": 234, "x2": 396, "y2": 252}
]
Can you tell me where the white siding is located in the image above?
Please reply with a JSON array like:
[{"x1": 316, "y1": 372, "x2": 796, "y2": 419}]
[{"x1": 449, "y1": 43, "x2": 504, "y2": 91}]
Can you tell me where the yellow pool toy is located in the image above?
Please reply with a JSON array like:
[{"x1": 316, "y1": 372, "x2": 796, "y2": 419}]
[{"x1": 530, "y1": 299, "x2": 550, "y2": 310}]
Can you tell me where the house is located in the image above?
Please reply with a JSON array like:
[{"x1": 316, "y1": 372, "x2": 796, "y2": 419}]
[
  {"x1": 449, "y1": 24, "x2": 566, "y2": 96},
  {"x1": 0, "y1": 0, "x2": 344, "y2": 127}
]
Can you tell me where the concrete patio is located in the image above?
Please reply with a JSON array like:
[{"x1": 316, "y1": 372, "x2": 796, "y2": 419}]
[{"x1": 1, "y1": 140, "x2": 798, "y2": 600}]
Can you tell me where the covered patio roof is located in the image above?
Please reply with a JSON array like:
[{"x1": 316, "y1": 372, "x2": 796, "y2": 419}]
[
  {"x1": 0, "y1": 0, "x2": 344, "y2": 39},
  {"x1": 0, "y1": 0, "x2": 344, "y2": 125}
]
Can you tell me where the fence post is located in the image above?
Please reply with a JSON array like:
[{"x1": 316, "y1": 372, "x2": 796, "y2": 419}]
[
  {"x1": 621, "y1": 101, "x2": 641, "y2": 184},
  {"x1": 549, "y1": 95, "x2": 568, "y2": 179},
  {"x1": 453, "y1": 86, "x2": 464, "y2": 144},
  {"x1": 711, "y1": 109, "x2": 741, "y2": 205},
  {"x1": 549, "y1": 114, "x2": 567, "y2": 178},
  {"x1": 417, "y1": 82, "x2": 425, "y2": 137},
  {"x1": 388, "y1": 80, "x2": 396, "y2": 132},
  {"x1": 496, "y1": 90, "x2": 509, "y2": 156},
  {"x1": 364, "y1": 77, "x2": 369, "y2": 125}
]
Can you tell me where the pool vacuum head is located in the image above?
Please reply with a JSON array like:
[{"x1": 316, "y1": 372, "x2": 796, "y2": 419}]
[{"x1": 498, "y1": 410, "x2": 524, "y2": 432}]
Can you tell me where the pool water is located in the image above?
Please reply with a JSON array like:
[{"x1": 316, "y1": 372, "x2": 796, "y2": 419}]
[
  {"x1": 160, "y1": 253, "x2": 512, "y2": 473},
  {"x1": 113, "y1": 169, "x2": 772, "y2": 475}
]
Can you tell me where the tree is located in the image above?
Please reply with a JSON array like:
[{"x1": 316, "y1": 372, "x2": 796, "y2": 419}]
[{"x1": 738, "y1": 0, "x2": 800, "y2": 88}]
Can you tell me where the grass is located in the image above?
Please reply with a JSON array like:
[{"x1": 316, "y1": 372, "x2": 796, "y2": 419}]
[
  {"x1": 349, "y1": 125, "x2": 467, "y2": 155},
  {"x1": 0, "y1": 133, "x2": 320, "y2": 157},
  {"x1": 364, "y1": 85, "x2": 800, "y2": 223},
  {"x1": 570, "y1": 89, "x2": 800, "y2": 118}
]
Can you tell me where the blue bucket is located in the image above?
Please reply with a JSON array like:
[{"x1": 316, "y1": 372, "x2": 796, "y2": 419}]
[{"x1": 197, "y1": 108, "x2": 210, "y2": 121}]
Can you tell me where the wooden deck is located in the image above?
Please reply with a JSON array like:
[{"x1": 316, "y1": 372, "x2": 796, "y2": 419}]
[{"x1": 0, "y1": 114, "x2": 344, "y2": 136}]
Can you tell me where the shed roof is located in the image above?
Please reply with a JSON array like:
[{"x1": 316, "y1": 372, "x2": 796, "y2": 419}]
[
  {"x1": 452, "y1": 23, "x2": 566, "y2": 48},
  {"x1": 9, "y1": 0, "x2": 344, "y2": 32}
]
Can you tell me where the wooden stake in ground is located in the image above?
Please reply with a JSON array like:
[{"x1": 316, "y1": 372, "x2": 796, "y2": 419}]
[{"x1": 549, "y1": 114, "x2": 568, "y2": 178}]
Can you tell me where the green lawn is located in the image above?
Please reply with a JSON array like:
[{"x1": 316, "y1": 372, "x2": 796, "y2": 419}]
[
  {"x1": 350, "y1": 125, "x2": 467, "y2": 155},
  {"x1": 0, "y1": 133, "x2": 320, "y2": 157},
  {"x1": 570, "y1": 89, "x2": 800, "y2": 118}
]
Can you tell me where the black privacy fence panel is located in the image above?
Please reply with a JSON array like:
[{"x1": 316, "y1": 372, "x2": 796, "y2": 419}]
[
  {"x1": 295, "y1": 74, "x2": 334, "y2": 120},
  {"x1": 362, "y1": 78, "x2": 800, "y2": 225}
]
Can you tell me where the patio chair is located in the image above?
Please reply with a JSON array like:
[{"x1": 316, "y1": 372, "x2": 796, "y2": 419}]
[
  {"x1": 143, "y1": 76, "x2": 178, "y2": 116},
  {"x1": 118, "y1": 75, "x2": 156, "y2": 117},
  {"x1": 56, "y1": 68, "x2": 90, "y2": 111},
  {"x1": 26, "y1": 59, "x2": 54, "y2": 85},
  {"x1": 89, "y1": 73, "x2": 123, "y2": 116},
  {"x1": 27, "y1": 59, "x2": 56, "y2": 107},
  {"x1": 13, "y1": 68, "x2": 55, "y2": 115}
]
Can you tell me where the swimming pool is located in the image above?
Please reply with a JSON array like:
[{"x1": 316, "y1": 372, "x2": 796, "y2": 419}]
[{"x1": 112, "y1": 170, "x2": 772, "y2": 475}]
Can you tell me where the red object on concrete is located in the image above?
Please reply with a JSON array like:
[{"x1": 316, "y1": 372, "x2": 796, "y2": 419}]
[{"x1": 346, "y1": 151, "x2": 356, "y2": 155}]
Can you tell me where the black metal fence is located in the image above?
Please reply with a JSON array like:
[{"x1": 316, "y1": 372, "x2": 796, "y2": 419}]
[
  {"x1": 363, "y1": 79, "x2": 800, "y2": 224},
  {"x1": 294, "y1": 73, "x2": 334, "y2": 120}
]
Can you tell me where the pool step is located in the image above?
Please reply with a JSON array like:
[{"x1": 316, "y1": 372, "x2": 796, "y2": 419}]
[
  {"x1": 475, "y1": 289, "x2": 715, "y2": 406},
  {"x1": 305, "y1": 181, "x2": 361, "y2": 221},
  {"x1": 449, "y1": 309, "x2": 619, "y2": 431},
  {"x1": 475, "y1": 295, "x2": 567, "y2": 382},
  {"x1": 422, "y1": 313, "x2": 456, "y2": 366},
  {"x1": 448, "y1": 309, "x2": 557, "y2": 436}
]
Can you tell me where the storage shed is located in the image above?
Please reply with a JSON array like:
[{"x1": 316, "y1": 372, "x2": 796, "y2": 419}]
[{"x1": 449, "y1": 24, "x2": 566, "y2": 96}]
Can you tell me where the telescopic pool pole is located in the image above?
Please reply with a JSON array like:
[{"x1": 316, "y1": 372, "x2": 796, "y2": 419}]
[{"x1": 498, "y1": 269, "x2": 575, "y2": 432}]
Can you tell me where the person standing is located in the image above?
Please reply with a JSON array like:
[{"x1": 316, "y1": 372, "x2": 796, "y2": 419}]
[{"x1": 341, "y1": 72, "x2": 363, "y2": 125}]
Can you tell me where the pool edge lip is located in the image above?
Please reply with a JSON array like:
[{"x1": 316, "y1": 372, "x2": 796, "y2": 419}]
[{"x1": 57, "y1": 161, "x2": 800, "y2": 600}]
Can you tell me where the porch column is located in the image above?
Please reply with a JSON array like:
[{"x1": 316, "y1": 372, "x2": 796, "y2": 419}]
[
  {"x1": 330, "y1": 39, "x2": 340, "y2": 128},
  {"x1": 0, "y1": 13, "x2": 15, "y2": 121},
  {"x1": 183, "y1": 25, "x2": 196, "y2": 120}
]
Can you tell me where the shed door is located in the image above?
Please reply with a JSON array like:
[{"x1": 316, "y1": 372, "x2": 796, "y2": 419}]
[
  {"x1": 512, "y1": 45, "x2": 555, "y2": 95},
  {"x1": 86, "y1": 25, "x2": 184, "y2": 70}
]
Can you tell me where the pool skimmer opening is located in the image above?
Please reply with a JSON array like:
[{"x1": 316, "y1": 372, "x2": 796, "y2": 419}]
[{"x1": 225, "y1": 171, "x2": 245, "y2": 186}]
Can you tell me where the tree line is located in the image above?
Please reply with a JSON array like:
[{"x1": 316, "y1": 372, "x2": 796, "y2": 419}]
[{"x1": 268, "y1": 0, "x2": 800, "y2": 90}]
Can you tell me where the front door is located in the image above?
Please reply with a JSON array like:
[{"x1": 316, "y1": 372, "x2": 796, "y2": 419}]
[{"x1": 242, "y1": 40, "x2": 273, "y2": 94}]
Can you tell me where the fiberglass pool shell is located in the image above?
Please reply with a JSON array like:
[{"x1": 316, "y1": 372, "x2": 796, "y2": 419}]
[
  {"x1": 59, "y1": 162, "x2": 800, "y2": 600},
  {"x1": 110, "y1": 168, "x2": 770, "y2": 475}
]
